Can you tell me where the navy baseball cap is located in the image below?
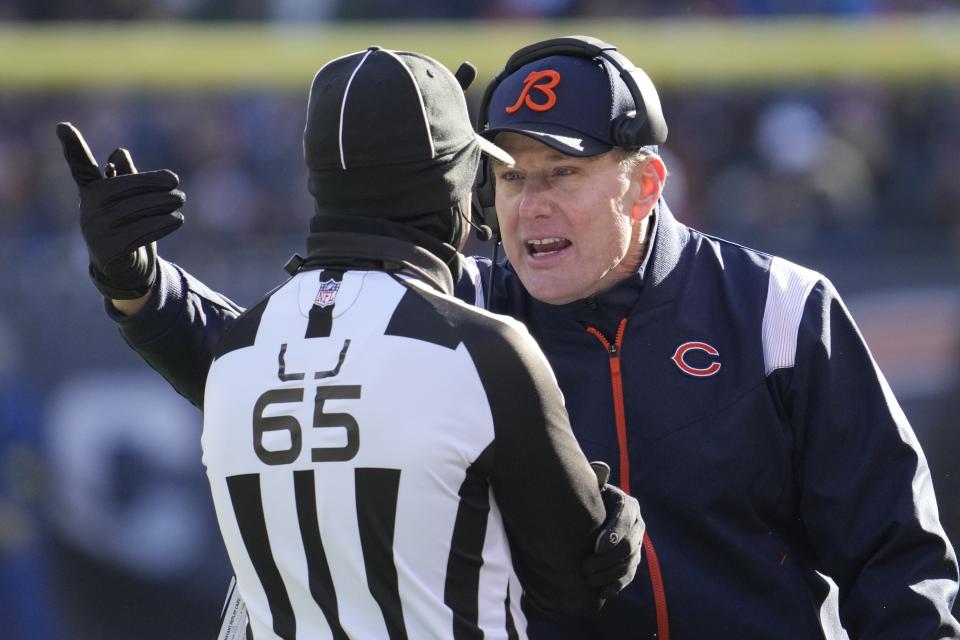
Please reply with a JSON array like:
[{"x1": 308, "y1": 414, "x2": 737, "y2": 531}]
[{"x1": 482, "y1": 54, "x2": 640, "y2": 157}]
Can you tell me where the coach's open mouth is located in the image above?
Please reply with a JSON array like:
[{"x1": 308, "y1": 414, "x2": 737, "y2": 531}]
[{"x1": 526, "y1": 237, "x2": 571, "y2": 257}]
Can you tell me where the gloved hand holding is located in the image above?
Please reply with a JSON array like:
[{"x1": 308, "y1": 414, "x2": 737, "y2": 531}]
[
  {"x1": 583, "y1": 461, "x2": 644, "y2": 598},
  {"x1": 56, "y1": 122, "x2": 186, "y2": 299}
]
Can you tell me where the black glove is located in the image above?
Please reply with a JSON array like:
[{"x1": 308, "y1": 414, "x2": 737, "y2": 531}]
[
  {"x1": 56, "y1": 122, "x2": 185, "y2": 299},
  {"x1": 583, "y1": 461, "x2": 644, "y2": 598}
]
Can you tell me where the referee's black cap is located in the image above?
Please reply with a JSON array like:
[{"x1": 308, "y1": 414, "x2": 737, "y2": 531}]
[{"x1": 304, "y1": 47, "x2": 514, "y2": 220}]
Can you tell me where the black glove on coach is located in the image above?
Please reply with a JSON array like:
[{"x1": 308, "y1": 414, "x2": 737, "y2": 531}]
[
  {"x1": 56, "y1": 122, "x2": 186, "y2": 300},
  {"x1": 584, "y1": 461, "x2": 644, "y2": 598}
]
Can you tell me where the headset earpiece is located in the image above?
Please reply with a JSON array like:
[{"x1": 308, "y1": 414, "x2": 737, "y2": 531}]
[
  {"x1": 601, "y1": 48, "x2": 668, "y2": 149},
  {"x1": 472, "y1": 156, "x2": 499, "y2": 238}
]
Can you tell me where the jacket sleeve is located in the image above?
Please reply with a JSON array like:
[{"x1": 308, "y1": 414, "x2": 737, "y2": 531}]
[
  {"x1": 106, "y1": 258, "x2": 245, "y2": 408},
  {"x1": 463, "y1": 317, "x2": 606, "y2": 617},
  {"x1": 786, "y1": 279, "x2": 960, "y2": 638}
]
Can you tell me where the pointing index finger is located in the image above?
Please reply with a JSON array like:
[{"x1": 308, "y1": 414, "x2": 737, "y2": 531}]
[{"x1": 56, "y1": 122, "x2": 102, "y2": 187}]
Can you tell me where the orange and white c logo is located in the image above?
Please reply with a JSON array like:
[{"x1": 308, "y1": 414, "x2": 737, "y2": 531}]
[
  {"x1": 672, "y1": 342, "x2": 722, "y2": 378},
  {"x1": 505, "y1": 69, "x2": 560, "y2": 114}
]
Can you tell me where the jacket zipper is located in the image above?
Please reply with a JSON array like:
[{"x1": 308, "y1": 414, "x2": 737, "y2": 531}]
[
  {"x1": 586, "y1": 318, "x2": 670, "y2": 640},
  {"x1": 586, "y1": 319, "x2": 631, "y2": 493}
]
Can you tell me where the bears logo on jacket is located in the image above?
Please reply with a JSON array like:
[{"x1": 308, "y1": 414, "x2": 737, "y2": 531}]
[{"x1": 671, "y1": 341, "x2": 721, "y2": 377}]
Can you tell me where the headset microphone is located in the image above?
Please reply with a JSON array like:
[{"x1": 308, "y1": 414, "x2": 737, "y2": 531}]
[
  {"x1": 458, "y1": 193, "x2": 494, "y2": 242},
  {"x1": 473, "y1": 222, "x2": 493, "y2": 242},
  {"x1": 461, "y1": 204, "x2": 493, "y2": 242}
]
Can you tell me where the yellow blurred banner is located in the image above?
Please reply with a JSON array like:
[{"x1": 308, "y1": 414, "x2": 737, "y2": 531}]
[{"x1": 2, "y1": 17, "x2": 958, "y2": 90}]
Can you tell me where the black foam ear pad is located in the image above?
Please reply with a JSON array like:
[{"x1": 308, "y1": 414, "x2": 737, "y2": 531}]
[
  {"x1": 473, "y1": 156, "x2": 499, "y2": 236},
  {"x1": 601, "y1": 48, "x2": 668, "y2": 149}
]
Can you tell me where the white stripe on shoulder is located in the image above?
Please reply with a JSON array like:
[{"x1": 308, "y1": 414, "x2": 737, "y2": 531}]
[
  {"x1": 460, "y1": 256, "x2": 485, "y2": 309},
  {"x1": 762, "y1": 256, "x2": 822, "y2": 375},
  {"x1": 338, "y1": 49, "x2": 376, "y2": 170},
  {"x1": 381, "y1": 50, "x2": 435, "y2": 158}
]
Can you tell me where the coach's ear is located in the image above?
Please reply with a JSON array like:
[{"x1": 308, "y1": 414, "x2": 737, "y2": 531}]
[{"x1": 629, "y1": 154, "x2": 666, "y2": 223}]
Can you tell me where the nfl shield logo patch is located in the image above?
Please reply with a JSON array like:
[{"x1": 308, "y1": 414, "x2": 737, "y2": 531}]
[{"x1": 314, "y1": 279, "x2": 341, "y2": 308}]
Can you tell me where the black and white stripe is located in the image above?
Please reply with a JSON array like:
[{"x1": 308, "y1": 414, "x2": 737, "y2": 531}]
[
  {"x1": 202, "y1": 269, "x2": 603, "y2": 639},
  {"x1": 304, "y1": 270, "x2": 344, "y2": 339},
  {"x1": 293, "y1": 469, "x2": 349, "y2": 639}
]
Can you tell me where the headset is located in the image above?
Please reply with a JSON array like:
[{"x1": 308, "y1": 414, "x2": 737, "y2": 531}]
[{"x1": 473, "y1": 35, "x2": 669, "y2": 238}]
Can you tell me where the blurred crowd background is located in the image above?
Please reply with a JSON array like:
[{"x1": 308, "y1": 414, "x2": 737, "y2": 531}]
[
  {"x1": 1, "y1": 0, "x2": 958, "y2": 20},
  {"x1": 2, "y1": 3, "x2": 959, "y2": 639}
]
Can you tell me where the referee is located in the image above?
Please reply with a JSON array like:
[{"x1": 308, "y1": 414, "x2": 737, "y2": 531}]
[{"x1": 58, "y1": 47, "x2": 642, "y2": 639}]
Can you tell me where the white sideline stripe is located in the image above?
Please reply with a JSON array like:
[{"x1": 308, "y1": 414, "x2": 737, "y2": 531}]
[
  {"x1": 762, "y1": 256, "x2": 821, "y2": 375},
  {"x1": 339, "y1": 49, "x2": 376, "y2": 170},
  {"x1": 461, "y1": 257, "x2": 484, "y2": 309},
  {"x1": 381, "y1": 49, "x2": 435, "y2": 159}
]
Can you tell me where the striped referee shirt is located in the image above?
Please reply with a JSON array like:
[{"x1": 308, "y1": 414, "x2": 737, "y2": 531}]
[{"x1": 201, "y1": 237, "x2": 605, "y2": 640}]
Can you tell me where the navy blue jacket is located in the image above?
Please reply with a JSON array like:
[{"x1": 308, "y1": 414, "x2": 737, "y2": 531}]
[{"x1": 111, "y1": 203, "x2": 959, "y2": 639}]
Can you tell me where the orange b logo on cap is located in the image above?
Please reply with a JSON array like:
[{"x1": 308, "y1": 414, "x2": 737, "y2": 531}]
[{"x1": 505, "y1": 70, "x2": 560, "y2": 114}]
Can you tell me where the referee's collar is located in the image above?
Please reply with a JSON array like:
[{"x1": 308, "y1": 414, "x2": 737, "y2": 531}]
[{"x1": 302, "y1": 230, "x2": 455, "y2": 296}]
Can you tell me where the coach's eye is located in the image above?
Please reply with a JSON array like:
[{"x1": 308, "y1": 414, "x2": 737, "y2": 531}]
[{"x1": 498, "y1": 170, "x2": 522, "y2": 182}]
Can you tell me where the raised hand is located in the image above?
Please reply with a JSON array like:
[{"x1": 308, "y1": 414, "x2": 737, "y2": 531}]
[{"x1": 56, "y1": 122, "x2": 186, "y2": 299}]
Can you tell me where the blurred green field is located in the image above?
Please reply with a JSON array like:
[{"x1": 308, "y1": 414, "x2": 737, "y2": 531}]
[{"x1": 2, "y1": 16, "x2": 959, "y2": 91}]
